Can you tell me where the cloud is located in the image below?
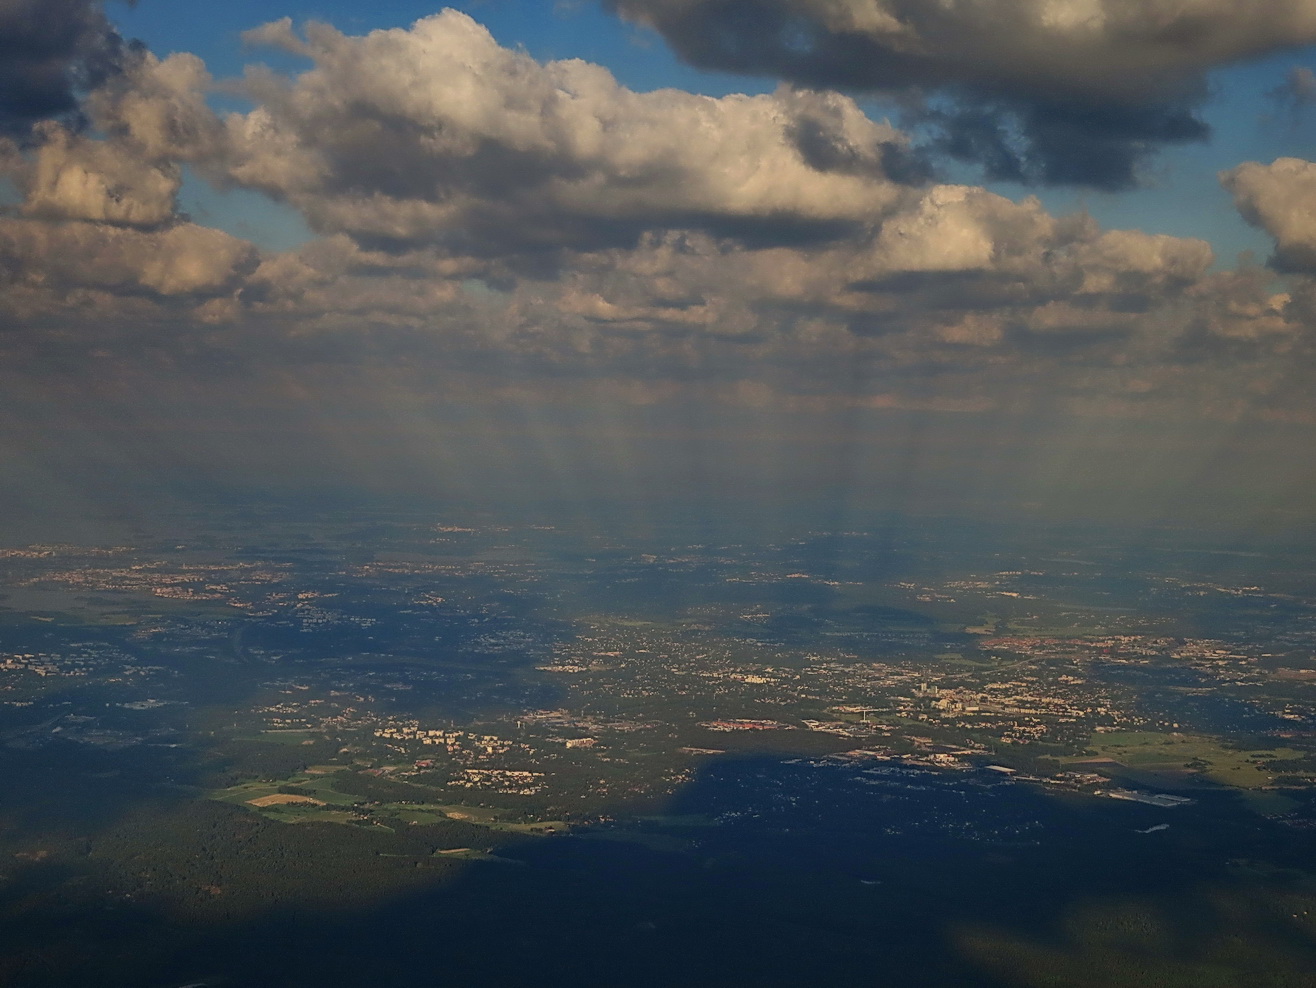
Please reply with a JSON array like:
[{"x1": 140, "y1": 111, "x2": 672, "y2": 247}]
[
  {"x1": 0, "y1": 44, "x2": 223, "y2": 230},
  {"x1": 869, "y1": 185, "x2": 1052, "y2": 274},
  {"x1": 609, "y1": 0, "x2": 1316, "y2": 103},
  {"x1": 1189, "y1": 267, "x2": 1299, "y2": 341},
  {"x1": 1222, "y1": 157, "x2": 1316, "y2": 273},
  {"x1": 237, "y1": 235, "x2": 478, "y2": 330},
  {"x1": 1071, "y1": 229, "x2": 1214, "y2": 296},
  {"x1": 219, "y1": 11, "x2": 915, "y2": 254},
  {"x1": 239, "y1": 17, "x2": 307, "y2": 56},
  {"x1": 0, "y1": 5, "x2": 1304, "y2": 437},
  {"x1": 915, "y1": 94, "x2": 1209, "y2": 189},
  {"x1": 0, "y1": 36, "x2": 242, "y2": 303},
  {"x1": 85, "y1": 48, "x2": 225, "y2": 165},
  {"x1": 0, "y1": 217, "x2": 257, "y2": 298},
  {"x1": 388, "y1": 180, "x2": 1215, "y2": 385},
  {"x1": 14, "y1": 121, "x2": 179, "y2": 226},
  {"x1": 607, "y1": 0, "x2": 1316, "y2": 188},
  {"x1": 0, "y1": 0, "x2": 133, "y2": 136},
  {"x1": 1267, "y1": 65, "x2": 1316, "y2": 114}
]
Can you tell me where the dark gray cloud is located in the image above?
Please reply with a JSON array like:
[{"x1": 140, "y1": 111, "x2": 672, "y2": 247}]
[
  {"x1": 0, "y1": 0, "x2": 134, "y2": 136},
  {"x1": 917, "y1": 94, "x2": 1209, "y2": 190},
  {"x1": 607, "y1": 0, "x2": 1316, "y2": 188}
]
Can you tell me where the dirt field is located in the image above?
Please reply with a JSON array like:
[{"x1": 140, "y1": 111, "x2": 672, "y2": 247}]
[{"x1": 246, "y1": 793, "x2": 326, "y2": 807}]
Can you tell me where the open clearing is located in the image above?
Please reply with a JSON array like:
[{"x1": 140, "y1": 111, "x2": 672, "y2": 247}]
[
  {"x1": 208, "y1": 776, "x2": 565, "y2": 833},
  {"x1": 247, "y1": 793, "x2": 325, "y2": 807},
  {"x1": 1065, "y1": 731, "x2": 1303, "y2": 790}
]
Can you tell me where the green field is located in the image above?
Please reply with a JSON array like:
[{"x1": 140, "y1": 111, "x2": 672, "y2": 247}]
[
  {"x1": 1067, "y1": 731, "x2": 1303, "y2": 791},
  {"x1": 206, "y1": 774, "x2": 569, "y2": 833},
  {"x1": 207, "y1": 772, "x2": 362, "y2": 822}
]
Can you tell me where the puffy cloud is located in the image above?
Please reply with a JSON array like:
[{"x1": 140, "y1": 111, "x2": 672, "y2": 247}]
[
  {"x1": 484, "y1": 185, "x2": 1214, "y2": 360},
  {"x1": 0, "y1": 5, "x2": 255, "y2": 336},
  {"x1": 85, "y1": 49, "x2": 225, "y2": 165},
  {"x1": 0, "y1": 47, "x2": 222, "y2": 229},
  {"x1": 607, "y1": 0, "x2": 1316, "y2": 188},
  {"x1": 220, "y1": 11, "x2": 914, "y2": 252},
  {"x1": 0, "y1": 0, "x2": 132, "y2": 135},
  {"x1": 0, "y1": 218, "x2": 257, "y2": 297},
  {"x1": 1071, "y1": 229, "x2": 1214, "y2": 296},
  {"x1": 15, "y1": 122, "x2": 179, "y2": 226},
  {"x1": 0, "y1": 4, "x2": 1299, "y2": 434},
  {"x1": 801, "y1": 187, "x2": 1209, "y2": 319},
  {"x1": 869, "y1": 186, "x2": 1058, "y2": 274},
  {"x1": 1223, "y1": 157, "x2": 1316, "y2": 273},
  {"x1": 238, "y1": 235, "x2": 480, "y2": 330},
  {"x1": 1190, "y1": 268, "x2": 1299, "y2": 340}
]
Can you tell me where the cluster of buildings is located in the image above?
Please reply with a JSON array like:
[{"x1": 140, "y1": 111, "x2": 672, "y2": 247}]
[{"x1": 1, "y1": 531, "x2": 1312, "y2": 822}]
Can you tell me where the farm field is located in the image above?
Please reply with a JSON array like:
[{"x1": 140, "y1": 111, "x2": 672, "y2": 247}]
[{"x1": 1066, "y1": 732, "x2": 1304, "y2": 790}]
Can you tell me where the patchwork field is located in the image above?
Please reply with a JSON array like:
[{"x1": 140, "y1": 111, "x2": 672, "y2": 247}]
[
  {"x1": 1066, "y1": 731, "x2": 1303, "y2": 791},
  {"x1": 247, "y1": 793, "x2": 325, "y2": 807}
]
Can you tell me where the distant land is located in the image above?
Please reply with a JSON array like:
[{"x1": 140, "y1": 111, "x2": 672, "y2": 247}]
[{"x1": 1, "y1": 504, "x2": 1315, "y2": 986}]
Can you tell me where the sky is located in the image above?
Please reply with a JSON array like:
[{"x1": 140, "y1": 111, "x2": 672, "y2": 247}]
[{"x1": 3, "y1": 0, "x2": 1316, "y2": 535}]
